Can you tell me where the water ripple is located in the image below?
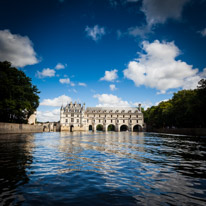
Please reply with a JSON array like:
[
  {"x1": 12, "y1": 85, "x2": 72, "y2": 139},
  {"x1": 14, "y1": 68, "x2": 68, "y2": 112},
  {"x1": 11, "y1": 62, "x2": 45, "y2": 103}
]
[{"x1": 0, "y1": 132, "x2": 206, "y2": 205}]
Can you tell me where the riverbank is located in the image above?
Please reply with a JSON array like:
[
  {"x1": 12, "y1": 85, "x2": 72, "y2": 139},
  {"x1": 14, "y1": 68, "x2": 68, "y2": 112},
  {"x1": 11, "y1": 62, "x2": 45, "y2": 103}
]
[
  {"x1": 147, "y1": 128, "x2": 206, "y2": 136},
  {"x1": 0, "y1": 122, "x2": 43, "y2": 134}
]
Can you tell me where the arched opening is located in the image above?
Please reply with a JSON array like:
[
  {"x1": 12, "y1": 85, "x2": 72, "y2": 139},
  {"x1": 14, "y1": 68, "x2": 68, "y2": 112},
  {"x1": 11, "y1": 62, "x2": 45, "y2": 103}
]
[
  {"x1": 70, "y1": 125, "x2": 74, "y2": 132},
  {"x1": 120, "y1": 125, "x2": 128, "y2": 132},
  {"x1": 96, "y1": 124, "x2": 103, "y2": 131},
  {"x1": 43, "y1": 126, "x2": 47, "y2": 132},
  {"x1": 89, "y1": 125, "x2": 93, "y2": 131},
  {"x1": 108, "y1": 124, "x2": 115, "y2": 131},
  {"x1": 133, "y1": 124, "x2": 142, "y2": 132}
]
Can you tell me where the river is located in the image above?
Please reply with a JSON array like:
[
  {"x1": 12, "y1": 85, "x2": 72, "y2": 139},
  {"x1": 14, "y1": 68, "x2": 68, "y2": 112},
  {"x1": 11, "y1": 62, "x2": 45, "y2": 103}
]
[{"x1": 0, "y1": 132, "x2": 206, "y2": 205}]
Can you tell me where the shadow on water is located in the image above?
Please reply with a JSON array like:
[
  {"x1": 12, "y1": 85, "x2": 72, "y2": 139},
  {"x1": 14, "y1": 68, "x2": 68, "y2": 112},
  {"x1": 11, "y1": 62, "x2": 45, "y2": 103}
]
[
  {"x1": 0, "y1": 132, "x2": 206, "y2": 205},
  {"x1": 0, "y1": 133, "x2": 35, "y2": 205}
]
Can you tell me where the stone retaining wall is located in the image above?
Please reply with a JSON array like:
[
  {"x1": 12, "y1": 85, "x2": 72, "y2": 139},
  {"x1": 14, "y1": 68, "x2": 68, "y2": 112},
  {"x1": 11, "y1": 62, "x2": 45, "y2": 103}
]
[{"x1": 0, "y1": 122, "x2": 43, "y2": 134}]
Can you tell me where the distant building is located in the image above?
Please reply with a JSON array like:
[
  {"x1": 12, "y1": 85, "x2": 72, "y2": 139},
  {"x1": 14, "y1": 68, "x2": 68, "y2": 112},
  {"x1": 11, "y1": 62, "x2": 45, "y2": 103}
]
[
  {"x1": 28, "y1": 111, "x2": 36, "y2": 125},
  {"x1": 60, "y1": 102, "x2": 144, "y2": 132}
]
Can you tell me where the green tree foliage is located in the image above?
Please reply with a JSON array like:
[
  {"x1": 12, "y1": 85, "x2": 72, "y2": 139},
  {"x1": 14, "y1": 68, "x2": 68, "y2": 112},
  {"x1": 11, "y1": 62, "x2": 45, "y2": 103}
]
[
  {"x1": 96, "y1": 124, "x2": 103, "y2": 131},
  {"x1": 0, "y1": 61, "x2": 40, "y2": 123},
  {"x1": 143, "y1": 79, "x2": 206, "y2": 128},
  {"x1": 108, "y1": 124, "x2": 115, "y2": 131}
]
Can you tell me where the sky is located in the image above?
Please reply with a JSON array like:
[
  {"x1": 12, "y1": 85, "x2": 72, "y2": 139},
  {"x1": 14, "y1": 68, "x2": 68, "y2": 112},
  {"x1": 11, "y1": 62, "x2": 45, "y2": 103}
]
[{"x1": 0, "y1": 0, "x2": 206, "y2": 122}]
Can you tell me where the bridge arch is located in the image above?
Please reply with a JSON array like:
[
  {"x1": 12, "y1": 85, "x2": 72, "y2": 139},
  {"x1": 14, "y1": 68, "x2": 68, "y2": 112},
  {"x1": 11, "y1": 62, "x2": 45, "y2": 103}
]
[
  {"x1": 133, "y1": 124, "x2": 142, "y2": 132},
  {"x1": 107, "y1": 124, "x2": 115, "y2": 131},
  {"x1": 120, "y1": 124, "x2": 128, "y2": 132},
  {"x1": 70, "y1": 125, "x2": 74, "y2": 132},
  {"x1": 96, "y1": 124, "x2": 103, "y2": 131},
  {"x1": 89, "y1": 125, "x2": 93, "y2": 131}
]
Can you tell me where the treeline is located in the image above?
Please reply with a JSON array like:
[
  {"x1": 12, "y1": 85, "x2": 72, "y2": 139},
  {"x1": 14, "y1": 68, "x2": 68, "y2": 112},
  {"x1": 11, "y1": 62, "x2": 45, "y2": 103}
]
[{"x1": 143, "y1": 79, "x2": 206, "y2": 129}]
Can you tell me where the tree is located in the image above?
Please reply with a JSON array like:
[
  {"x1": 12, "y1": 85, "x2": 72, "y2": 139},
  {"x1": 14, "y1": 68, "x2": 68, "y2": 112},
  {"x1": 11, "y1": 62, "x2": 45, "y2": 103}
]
[
  {"x1": 0, "y1": 61, "x2": 40, "y2": 123},
  {"x1": 144, "y1": 79, "x2": 206, "y2": 129}
]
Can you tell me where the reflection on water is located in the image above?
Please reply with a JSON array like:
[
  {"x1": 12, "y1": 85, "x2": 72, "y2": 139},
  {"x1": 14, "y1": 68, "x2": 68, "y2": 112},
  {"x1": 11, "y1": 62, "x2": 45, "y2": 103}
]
[{"x1": 0, "y1": 132, "x2": 206, "y2": 205}]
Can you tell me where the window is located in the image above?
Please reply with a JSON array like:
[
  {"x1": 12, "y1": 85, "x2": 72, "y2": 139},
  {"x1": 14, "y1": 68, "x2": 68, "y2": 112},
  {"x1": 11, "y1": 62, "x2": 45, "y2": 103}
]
[
  {"x1": 130, "y1": 115, "x2": 131, "y2": 118},
  {"x1": 77, "y1": 119, "x2": 79, "y2": 123},
  {"x1": 66, "y1": 119, "x2": 68, "y2": 123},
  {"x1": 87, "y1": 119, "x2": 88, "y2": 123},
  {"x1": 99, "y1": 120, "x2": 100, "y2": 123},
  {"x1": 71, "y1": 118, "x2": 74, "y2": 122},
  {"x1": 123, "y1": 115, "x2": 125, "y2": 118},
  {"x1": 117, "y1": 120, "x2": 119, "y2": 123},
  {"x1": 71, "y1": 113, "x2": 74, "y2": 117},
  {"x1": 105, "y1": 115, "x2": 106, "y2": 117},
  {"x1": 99, "y1": 115, "x2": 100, "y2": 117},
  {"x1": 111, "y1": 120, "x2": 112, "y2": 123},
  {"x1": 123, "y1": 120, "x2": 125, "y2": 123},
  {"x1": 136, "y1": 115, "x2": 138, "y2": 118},
  {"x1": 137, "y1": 120, "x2": 138, "y2": 123},
  {"x1": 111, "y1": 115, "x2": 112, "y2": 118},
  {"x1": 130, "y1": 120, "x2": 132, "y2": 123},
  {"x1": 66, "y1": 114, "x2": 68, "y2": 117},
  {"x1": 77, "y1": 115, "x2": 79, "y2": 117}
]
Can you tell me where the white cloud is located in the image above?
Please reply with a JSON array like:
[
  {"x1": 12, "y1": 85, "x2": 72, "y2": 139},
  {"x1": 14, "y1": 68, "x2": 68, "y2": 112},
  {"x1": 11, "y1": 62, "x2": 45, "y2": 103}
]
[
  {"x1": 0, "y1": 29, "x2": 39, "y2": 67},
  {"x1": 133, "y1": 101, "x2": 153, "y2": 110},
  {"x1": 40, "y1": 95, "x2": 72, "y2": 107},
  {"x1": 124, "y1": 40, "x2": 205, "y2": 93},
  {"x1": 109, "y1": 84, "x2": 117, "y2": 91},
  {"x1": 59, "y1": 78, "x2": 70, "y2": 84},
  {"x1": 93, "y1": 93, "x2": 160, "y2": 110},
  {"x1": 70, "y1": 82, "x2": 75, "y2": 86},
  {"x1": 85, "y1": 25, "x2": 106, "y2": 41},
  {"x1": 36, "y1": 68, "x2": 55, "y2": 78},
  {"x1": 141, "y1": 0, "x2": 189, "y2": 26},
  {"x1": 37, "y1": 109, "x2": 60, "y2": 122},
  {"x1": 78, "y1": 82, "x2": 87, "y2": 87},
  {"x1": 100, "y1": 69, "x2": 118, "y2": 81},
  {"x1": 199, "y1": 28, "x2": 206, "y2": 37},
  {"x1": 55, "y1": 63, "x2": 66, "y2": 70},
  {"x1": 94, "y1": 94, "x2": 130, "y2": 107},
  {"x1": 127, "y1": 25, "x2": 150, "y2": 38}
]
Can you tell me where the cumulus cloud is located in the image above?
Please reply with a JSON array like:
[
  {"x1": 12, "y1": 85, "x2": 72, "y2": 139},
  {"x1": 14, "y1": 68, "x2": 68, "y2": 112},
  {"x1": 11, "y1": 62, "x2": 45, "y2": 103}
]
[
  {"x1": 59, "y1": 78, "x2": 70, "y2": 84},
  {"x1": 0, "y1": 29, "x2": 39, "y2": 67},
  {"x1": 94, "y1": 94, "x2": 130, "y2": 107},
  {"x1": 199, "y1": 28, "x2": 206, "y2": 37},
  {"x1": 78, "y1": 82, "x2": 87, "y2": 87},
  {"x1": 37, "y1": 109, "x2": 60, "y2": 122},
  {"x1": 141, "y1": 0, "x2": 189, "y2": 26},
  {"x1": 109, "y1": 84, "x2": 117, "y2": 91},
  {"x1": 36, "y1": 68, "x2": 55, "y2": 78},
  {"x1": 85, "y1": 25, "x2": 106, "y2": 41},
  {"x1": 40, "y1": 95, "x2": 72, "y2": 107},
  {"x1": 55, "y1": 63, "x2": 66, "y2": 70},
  {"x1": 100, "y1": 69, "x2": 118, "y2": 81},
  {"x1": 123, "y1": 40, "x2": 205, "y2": 94}
]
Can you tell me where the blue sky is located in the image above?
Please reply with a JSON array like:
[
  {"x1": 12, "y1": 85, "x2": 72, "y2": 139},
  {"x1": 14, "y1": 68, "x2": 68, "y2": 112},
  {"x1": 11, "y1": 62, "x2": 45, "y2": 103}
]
[{"x1": 0, "y1": 0, "x2": 206, "y2": 122}]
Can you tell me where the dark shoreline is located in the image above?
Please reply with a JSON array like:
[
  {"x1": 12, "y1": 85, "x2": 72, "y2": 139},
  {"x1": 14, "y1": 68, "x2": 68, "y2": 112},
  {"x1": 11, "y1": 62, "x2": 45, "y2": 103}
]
[{"x1": 147, "y1": 128, "x2": 206, "y2": 137}]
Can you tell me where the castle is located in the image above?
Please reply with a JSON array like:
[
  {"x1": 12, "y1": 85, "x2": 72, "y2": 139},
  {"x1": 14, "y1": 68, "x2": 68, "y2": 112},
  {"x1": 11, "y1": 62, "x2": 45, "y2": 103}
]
[{"x1": 60, "y1": 102, "x2": 144, "y2": 132}]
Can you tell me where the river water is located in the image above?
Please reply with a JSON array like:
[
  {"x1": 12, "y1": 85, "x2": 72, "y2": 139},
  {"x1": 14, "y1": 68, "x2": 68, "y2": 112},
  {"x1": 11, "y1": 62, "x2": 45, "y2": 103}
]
[{"x1": 0, "y1": 132, "x2": 206, "y2": 205}]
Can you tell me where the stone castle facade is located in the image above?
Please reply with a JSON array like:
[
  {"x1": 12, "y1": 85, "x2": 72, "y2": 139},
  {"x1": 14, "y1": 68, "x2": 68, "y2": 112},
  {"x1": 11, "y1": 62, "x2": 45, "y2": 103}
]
[{"x1": 60, "y1": 102, "x2": 144, "y2": 132}]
